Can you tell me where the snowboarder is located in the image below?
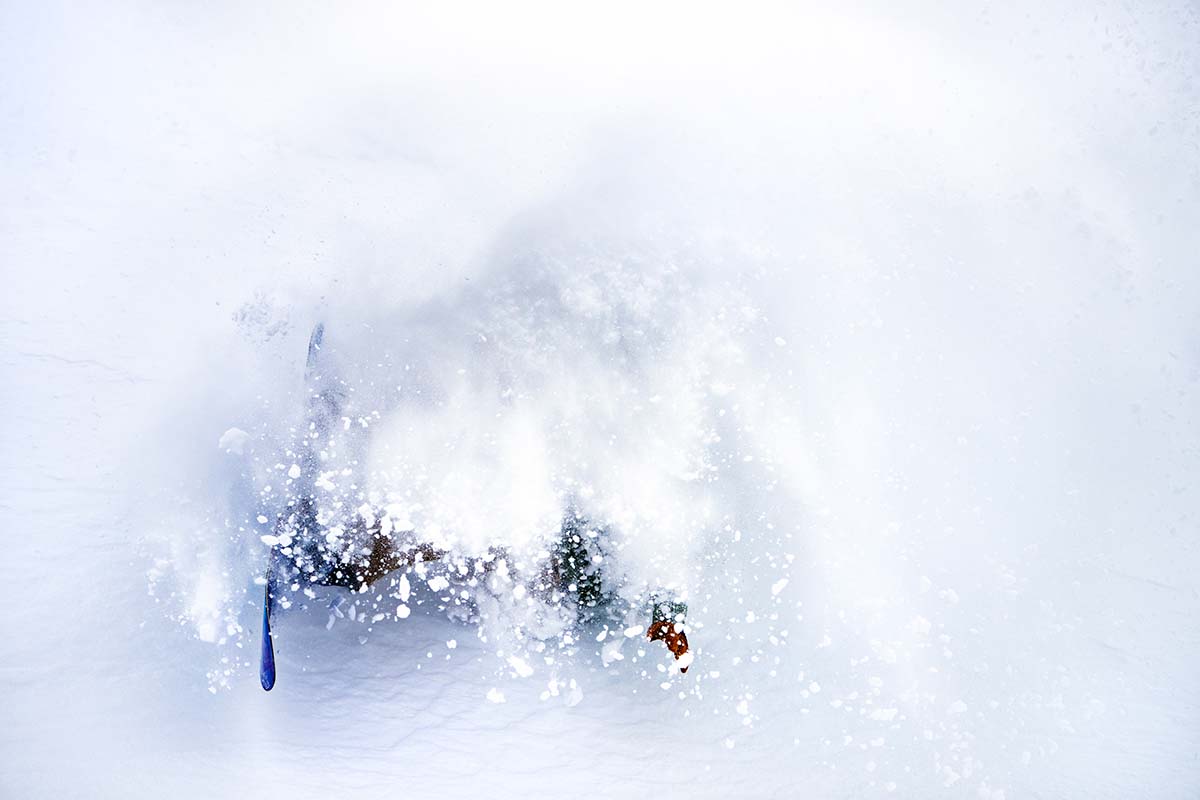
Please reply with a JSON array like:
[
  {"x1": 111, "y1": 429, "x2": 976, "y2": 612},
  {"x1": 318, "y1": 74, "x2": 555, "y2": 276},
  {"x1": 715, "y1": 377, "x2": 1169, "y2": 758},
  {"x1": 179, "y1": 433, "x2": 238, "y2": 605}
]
[{"x1": 258, "y1": 324, "x2": 693, "y2": 689}]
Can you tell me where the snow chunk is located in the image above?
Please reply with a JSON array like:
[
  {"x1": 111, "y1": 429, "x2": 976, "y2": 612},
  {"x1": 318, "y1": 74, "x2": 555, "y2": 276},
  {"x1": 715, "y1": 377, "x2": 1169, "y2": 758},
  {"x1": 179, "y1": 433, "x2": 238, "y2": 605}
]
[
  {"x1": 218, "y1": 427, "x2": 248, "y2": 455},
  {"x1": 287, "y1": 464, "x2": 301, "y2": 479},
  {"x1": 771, "y1": 578, "x2": 789, "y2": 596},
  {"x1": 486, "y1": 688, "x2": 506, "y2": 704},
  {"x1": 396, "y1": 604, "x2": 411, "y2": 619},
  {"x1": 398, "y1": 573, "x2": 411, "y2": 602},
  {"x1": 601, "y1": 638, "x2": 625, "y2": 666},
  {"x1": 507, "y1": 655, "x2": 534, "y2": 677},
  {"x1": 427, "y1": 575, "x2": 450, "y2": 592}
]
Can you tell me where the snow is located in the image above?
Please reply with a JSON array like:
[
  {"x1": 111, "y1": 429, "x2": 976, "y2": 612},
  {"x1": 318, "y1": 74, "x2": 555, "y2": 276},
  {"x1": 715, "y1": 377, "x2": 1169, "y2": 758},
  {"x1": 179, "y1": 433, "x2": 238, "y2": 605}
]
[
  {"x1": 217, "y1": 428, "x2": 248, "y2": 455},
  {"x1": 3, "y1": 1, "x2": 1200, "y2": 798},
  {"x1": 507, "y1": 656, "x2": 534, "y2": 679}
]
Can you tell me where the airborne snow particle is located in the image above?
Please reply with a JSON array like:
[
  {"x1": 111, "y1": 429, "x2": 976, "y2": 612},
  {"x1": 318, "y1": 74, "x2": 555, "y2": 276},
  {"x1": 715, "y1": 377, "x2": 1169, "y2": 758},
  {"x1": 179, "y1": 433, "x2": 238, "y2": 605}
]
[
  {"x1": 507, "y1": 655, "x2": 534, "y2": 677},
  {"x1": 601, "y1": 638, "x2": 625, "y2": 665},
  {"x1": 218, "y1": 427, "x2": 248, "y2": 455},
  {"x1": 486, "y1": 688, "x2": 506, "y2": 704}
]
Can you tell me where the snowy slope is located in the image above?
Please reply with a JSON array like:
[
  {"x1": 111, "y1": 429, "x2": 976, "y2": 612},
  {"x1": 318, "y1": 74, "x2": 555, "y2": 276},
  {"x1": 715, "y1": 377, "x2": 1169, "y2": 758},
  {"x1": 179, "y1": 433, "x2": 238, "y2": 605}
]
[{"x1": 3, "y1": 1, "x2": 1199, "y2": 797}]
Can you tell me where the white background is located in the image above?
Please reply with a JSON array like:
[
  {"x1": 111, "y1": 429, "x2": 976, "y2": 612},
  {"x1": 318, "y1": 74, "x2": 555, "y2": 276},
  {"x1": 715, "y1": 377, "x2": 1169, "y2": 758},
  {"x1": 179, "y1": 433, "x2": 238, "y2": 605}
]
[{"x1": 2, "y1": 1, "x2": 1198, "y2": 797}]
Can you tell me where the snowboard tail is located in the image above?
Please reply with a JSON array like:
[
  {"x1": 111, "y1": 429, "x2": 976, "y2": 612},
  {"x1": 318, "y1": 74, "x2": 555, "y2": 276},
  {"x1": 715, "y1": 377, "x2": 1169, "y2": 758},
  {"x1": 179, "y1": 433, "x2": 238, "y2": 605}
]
[
  {"x1": 259, "y1": 321, "x2": 327, "y2": 692},
  {"x1": 259, "y1": 580, "x2": 276, "y2": 690}
]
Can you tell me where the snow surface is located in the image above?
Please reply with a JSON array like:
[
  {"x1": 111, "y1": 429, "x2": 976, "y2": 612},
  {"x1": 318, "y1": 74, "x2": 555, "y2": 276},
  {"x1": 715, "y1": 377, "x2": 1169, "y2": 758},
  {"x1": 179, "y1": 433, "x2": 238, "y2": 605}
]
[{"x1": 3, "y1": 1, "x2": 1200, "y2": 797}]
